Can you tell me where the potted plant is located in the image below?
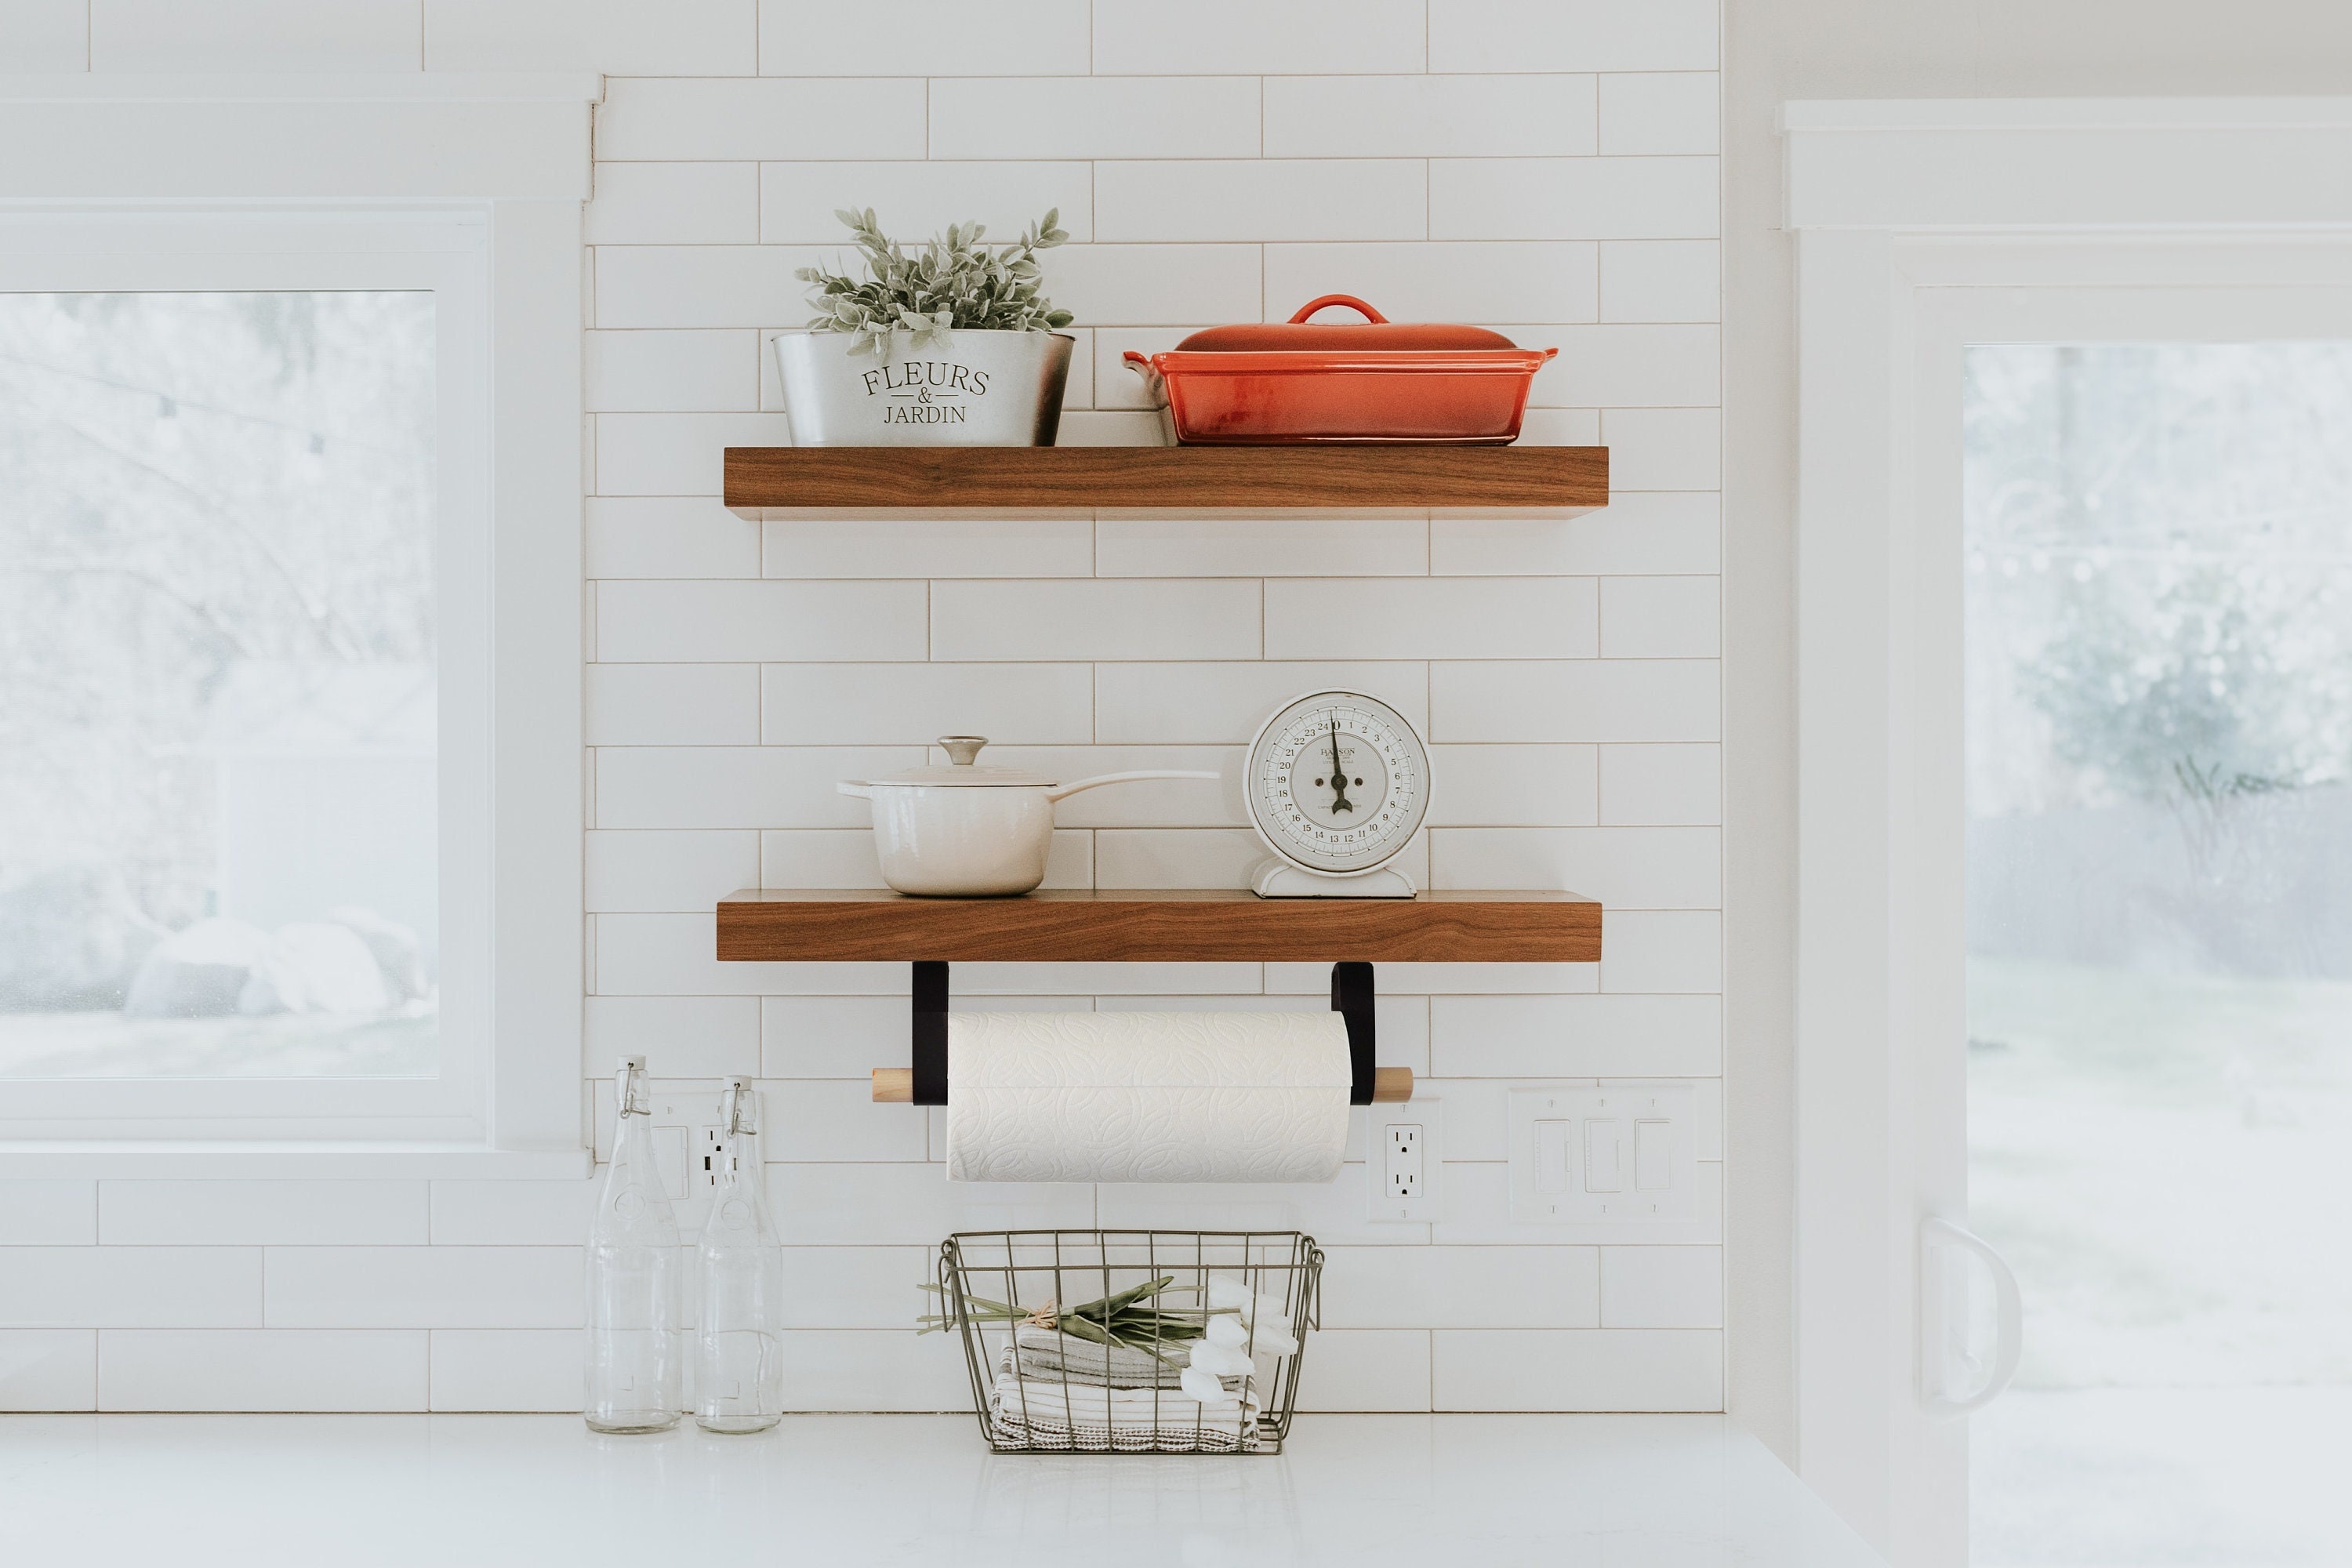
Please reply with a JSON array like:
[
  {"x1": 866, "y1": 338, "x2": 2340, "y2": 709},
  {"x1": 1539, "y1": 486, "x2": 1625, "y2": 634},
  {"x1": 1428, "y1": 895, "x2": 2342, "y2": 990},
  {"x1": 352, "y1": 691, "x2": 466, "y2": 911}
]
[{"x1": 774, "y1": 208, "x2": 1076, "y2": 447}]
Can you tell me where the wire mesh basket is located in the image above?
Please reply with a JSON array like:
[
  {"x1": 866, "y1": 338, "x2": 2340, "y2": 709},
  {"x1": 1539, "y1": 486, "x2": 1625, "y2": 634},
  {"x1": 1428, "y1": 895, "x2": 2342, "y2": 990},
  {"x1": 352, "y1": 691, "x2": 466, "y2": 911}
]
[{"x1": 936, "y1": 1229, "x2": 1323, "y2": 1455}]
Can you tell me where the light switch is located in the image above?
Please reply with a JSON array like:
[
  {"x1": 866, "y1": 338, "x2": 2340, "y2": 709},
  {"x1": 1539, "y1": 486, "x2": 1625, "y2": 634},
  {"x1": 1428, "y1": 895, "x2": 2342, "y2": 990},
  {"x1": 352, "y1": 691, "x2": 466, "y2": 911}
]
[
  {"x1": 1534, "y1": 1120, "x2": 1571, "y2": 1194},
  {"x1": 1635, "y1": 1120, "x2": 1671, "y2": 1190},
  {"x1": 1508, "y1": 1083, "x2": 1700, "y2": 1227},
  {"x1": 1583, "y1": 1119, "x2": 1624, "y2": 1192}
]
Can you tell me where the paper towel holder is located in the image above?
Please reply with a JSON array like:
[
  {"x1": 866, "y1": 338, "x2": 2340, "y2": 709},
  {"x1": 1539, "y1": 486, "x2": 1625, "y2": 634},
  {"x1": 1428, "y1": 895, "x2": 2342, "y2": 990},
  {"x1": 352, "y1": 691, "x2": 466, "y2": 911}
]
[{"x1": 869, "y1": 960, "x2": 1414, "y2": 1105}]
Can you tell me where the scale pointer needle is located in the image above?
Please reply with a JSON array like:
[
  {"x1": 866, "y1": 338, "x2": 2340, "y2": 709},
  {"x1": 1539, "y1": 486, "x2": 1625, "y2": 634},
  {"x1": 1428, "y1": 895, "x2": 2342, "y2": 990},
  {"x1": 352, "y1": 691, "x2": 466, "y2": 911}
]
[{"x1": 1328, "y1": 717, "x2": 1353, "y2": 814}]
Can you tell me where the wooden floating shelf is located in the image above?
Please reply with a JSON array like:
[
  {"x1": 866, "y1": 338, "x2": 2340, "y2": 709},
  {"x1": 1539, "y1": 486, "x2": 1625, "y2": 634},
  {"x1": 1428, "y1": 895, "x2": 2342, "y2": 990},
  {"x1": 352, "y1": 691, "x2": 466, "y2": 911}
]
[
  {"x1": 723, "y1": 445, "x2": 1609, "y2": 511},
  {"x1": 715, "y1": 888, "x2": 1602, "y2": 966}
]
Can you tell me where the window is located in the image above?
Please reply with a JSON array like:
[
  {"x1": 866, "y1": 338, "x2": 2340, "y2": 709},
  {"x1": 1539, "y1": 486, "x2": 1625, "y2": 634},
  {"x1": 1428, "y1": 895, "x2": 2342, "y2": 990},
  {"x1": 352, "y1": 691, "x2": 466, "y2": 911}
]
[
  {"x1": 0, "y1": 76, "x2": 595, "y2": 1166},
  {"x1": 0, "y1": 216, "x2": 493, "y2": 1139},
  {"x1": 1964, "y1": 341, "x2": 2352, "y2": 1566},
  {"x1": 2, "y1": 289, "x2": 440, "y2": 1077}
]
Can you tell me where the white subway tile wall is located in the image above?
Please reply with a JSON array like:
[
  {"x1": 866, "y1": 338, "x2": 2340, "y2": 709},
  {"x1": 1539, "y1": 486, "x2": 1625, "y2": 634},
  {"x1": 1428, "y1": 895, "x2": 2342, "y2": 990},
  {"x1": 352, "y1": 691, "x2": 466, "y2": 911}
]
[{"x1": 10, "y1": 0, "x2": 1721, "y2": 1415}]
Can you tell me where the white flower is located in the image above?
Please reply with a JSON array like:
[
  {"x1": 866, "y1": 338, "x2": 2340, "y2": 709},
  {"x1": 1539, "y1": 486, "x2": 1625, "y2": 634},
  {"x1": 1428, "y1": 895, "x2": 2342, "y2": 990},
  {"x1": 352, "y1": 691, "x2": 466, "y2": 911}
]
[
  {"x1": 1207, "y1": 1277, "x2": 1254, "y2": 1315},
  {"x1": 1206, "y1": 1307, "x2": 1298, "y2": 1356},
  {"x1": 1245, "y1": 1323, "x2": 1300, "y2": 1357},
  {"x1": 1185, "y1": 1341, "x2": 1253, "y2": 1378},
  {"x1": 1203, "y1": 1277, "x2": 1301, "y2": 1355},
  {"x1": 1179, "y1": 1366, "x2": 1229, "y2": 1403}
]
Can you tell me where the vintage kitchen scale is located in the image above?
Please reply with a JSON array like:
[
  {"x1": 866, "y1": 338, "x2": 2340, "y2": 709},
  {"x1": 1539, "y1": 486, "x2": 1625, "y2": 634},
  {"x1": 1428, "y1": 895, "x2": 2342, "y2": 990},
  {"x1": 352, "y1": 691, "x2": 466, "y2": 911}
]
[{"x1": 1244, "y1": 689, "x2": 1430, "y2": 898}]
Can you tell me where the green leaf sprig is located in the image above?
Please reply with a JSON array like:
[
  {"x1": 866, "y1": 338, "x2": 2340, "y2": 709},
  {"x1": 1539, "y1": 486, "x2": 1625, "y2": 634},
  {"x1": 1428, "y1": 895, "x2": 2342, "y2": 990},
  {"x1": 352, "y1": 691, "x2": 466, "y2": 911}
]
[
  {"x1": 919, "y1": 1275, "x2": 1235, "y2": 1367},
  {"x1": 796, "y1": 207, "x2": 1074, "y2": 362}
]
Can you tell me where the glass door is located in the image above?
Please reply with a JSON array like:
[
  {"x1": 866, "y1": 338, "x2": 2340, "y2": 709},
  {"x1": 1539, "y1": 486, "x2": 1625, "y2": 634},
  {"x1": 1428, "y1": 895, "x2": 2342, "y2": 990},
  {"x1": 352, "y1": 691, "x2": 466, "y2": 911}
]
[{"x1": 1962, "y1": 339, "x2": 2352, "y2": 1565}]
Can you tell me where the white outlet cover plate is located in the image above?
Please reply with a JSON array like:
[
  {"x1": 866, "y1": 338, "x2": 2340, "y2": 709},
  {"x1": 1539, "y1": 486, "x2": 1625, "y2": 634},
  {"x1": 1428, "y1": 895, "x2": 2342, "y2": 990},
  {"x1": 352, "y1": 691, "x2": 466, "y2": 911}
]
[
  {"x1": 1508, "y1": 1082, "x2": 1697, "y2": 1226},
  {"x1": 1366, "y1": 1098, "x2": 1443, "y2": 1223},
  {"x1": 592, "y1": 1080, "x2": 725, "y2": 1228}
]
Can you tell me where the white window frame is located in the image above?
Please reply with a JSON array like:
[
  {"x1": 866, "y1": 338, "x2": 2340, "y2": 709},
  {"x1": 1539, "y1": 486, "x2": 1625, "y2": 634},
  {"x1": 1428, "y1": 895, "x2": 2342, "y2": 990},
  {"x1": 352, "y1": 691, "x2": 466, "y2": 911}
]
[
  {"x1": 1783, "y1": 98, "x2": 2352, "y2": 1565},
  {"x1": 0, "y1": 75, "x2": 599, "y2": 1177}
]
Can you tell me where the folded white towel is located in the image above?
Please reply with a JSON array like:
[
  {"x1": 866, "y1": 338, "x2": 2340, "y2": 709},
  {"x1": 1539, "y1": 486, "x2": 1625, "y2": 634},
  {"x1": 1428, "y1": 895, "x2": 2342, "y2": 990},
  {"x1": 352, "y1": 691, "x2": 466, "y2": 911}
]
[
  {"x1": 987, "y1": 1343, "x2": 1263, "y2": 1453},
  {"x1": 990, "y1": 1371, "x2": 1252, "y2": 1424}
]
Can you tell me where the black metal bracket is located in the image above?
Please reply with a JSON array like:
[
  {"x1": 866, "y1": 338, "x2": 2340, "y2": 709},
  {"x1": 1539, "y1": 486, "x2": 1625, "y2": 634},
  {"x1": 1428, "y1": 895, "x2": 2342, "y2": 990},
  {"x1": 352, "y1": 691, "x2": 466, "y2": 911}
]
[
  {"x1": 1331, "y1": 960, "x2": 1376, "y2": 1105},
  {"x1": 907, "y1": 960, "x2": 1377, "y2": 1105},
  {"x1": 911, "y1": 960, "x2": 949, "y2": 1106}
]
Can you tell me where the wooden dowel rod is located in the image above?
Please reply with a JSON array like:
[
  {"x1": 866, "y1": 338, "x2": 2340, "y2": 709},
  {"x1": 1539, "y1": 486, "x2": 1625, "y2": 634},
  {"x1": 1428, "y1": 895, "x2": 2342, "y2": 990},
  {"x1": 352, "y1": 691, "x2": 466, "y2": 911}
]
[{"x1": 870, "y1": 1065, "x2": 1413, "y2": 1104}]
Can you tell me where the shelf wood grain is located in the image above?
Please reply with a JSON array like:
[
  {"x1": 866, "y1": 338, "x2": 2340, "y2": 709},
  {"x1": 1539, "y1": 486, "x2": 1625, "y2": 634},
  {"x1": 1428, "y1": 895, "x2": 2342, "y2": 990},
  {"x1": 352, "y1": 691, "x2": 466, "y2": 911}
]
[
  {"x1": 723, "y1": 445, "x2": 1608, "y2": 511},
  {"x1": 714, "y1": 888, "x2": 1602, "y2": 965}
]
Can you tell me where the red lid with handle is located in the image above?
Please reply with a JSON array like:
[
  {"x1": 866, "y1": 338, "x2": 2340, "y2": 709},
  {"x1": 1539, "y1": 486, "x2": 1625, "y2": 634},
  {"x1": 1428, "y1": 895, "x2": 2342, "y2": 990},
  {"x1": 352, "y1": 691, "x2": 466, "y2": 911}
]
[{"x1": 1174, "y1": 296, "x2": 1521, "y2": 353}]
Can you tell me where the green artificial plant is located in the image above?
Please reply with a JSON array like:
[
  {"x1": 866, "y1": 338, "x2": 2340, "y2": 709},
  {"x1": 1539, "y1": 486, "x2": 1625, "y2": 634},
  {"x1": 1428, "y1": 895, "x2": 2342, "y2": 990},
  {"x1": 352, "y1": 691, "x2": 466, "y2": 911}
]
[
  {"x1": 797, "y1": 207, "x2": 1073, "y2": 361},
  {"x1": 918, "y1": 1276, "x2": 1232, "y2": 1365}
]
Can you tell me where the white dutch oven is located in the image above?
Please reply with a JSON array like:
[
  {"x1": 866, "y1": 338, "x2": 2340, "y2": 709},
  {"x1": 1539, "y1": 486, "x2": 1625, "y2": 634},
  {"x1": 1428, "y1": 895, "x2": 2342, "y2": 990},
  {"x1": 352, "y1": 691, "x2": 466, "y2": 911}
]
[{"x1": 840, "y1": 737, "x2": 1218, "y2": 897}]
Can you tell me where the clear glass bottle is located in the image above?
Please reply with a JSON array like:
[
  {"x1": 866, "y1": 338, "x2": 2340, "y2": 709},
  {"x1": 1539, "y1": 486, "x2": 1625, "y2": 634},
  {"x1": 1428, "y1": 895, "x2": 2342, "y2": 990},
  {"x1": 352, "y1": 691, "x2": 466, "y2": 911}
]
[
  {"x1": 585, "y1": 1054, "x2": 681, "y2": 1433},
  {"x1": 695, "y1": 1076, "x2": 784, "y2": 1434}
]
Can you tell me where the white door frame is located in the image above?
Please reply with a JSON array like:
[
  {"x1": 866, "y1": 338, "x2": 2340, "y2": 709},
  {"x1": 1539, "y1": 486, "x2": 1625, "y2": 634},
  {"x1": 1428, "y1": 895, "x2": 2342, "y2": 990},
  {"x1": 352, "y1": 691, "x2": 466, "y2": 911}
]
[{"x1": 1782, "y1": 98, "x2": 2352, "y2": 1566}]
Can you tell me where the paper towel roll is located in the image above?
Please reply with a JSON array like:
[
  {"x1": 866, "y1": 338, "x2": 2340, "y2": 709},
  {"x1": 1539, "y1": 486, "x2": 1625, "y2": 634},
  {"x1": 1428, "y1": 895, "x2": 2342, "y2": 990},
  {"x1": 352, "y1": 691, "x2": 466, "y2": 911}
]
[{"x1": 944, "y1": 1011, "x2": 1352, "y2": 1184}]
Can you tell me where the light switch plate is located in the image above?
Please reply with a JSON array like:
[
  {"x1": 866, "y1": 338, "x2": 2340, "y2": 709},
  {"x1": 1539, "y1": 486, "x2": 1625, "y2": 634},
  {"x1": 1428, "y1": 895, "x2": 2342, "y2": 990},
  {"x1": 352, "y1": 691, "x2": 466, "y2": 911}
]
[
  {"x1": 1508, "y1": 1083, "x2": 1697, "y2": 1225},
  {"x1": 1366, "y1": 1098, "x2": 1443, "y2": 1223}
]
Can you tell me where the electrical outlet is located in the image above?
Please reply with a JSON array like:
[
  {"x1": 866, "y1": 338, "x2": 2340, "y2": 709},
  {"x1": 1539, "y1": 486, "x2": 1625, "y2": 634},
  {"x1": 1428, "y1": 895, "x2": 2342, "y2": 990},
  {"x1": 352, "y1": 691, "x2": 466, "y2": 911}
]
[
  {"x1": 1367, "y1": 1099, "x2": 1443, "y2": 1223},
  {"x1": 651, "y1": 1125, "x2": 688, "y2": 1201},
  {"x1": 693, "y1": 1123, "x2": 731, "y2": 1196},
  {"x1": 591, "y1": 1080, "x2": 724, "y2": 1207},
  {"x1": 1385, "y1": 1124, "x2": 1424, "y2": 1200}
]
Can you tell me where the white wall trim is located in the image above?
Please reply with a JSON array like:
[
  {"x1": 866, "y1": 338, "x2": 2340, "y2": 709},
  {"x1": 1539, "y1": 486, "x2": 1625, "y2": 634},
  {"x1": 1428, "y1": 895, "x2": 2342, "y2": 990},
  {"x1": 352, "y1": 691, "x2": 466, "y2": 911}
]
[
  {"x1": 1784, "y1": 96, "x2": 2352, "y2": 131},
  {"x1": 1783, "y1": 96, "x2": 2352, "y2": 232},
  {"x1": 0, "y1": 73, "x2": 604, "y2": 103},
  {"x1": 1784, "y1": 100, "x2": 2352, "y2": 1566},
  {"x1": 0, "y1": 1143, "x2": 590, "y2": 1180},
  {"x1": 0, "y1": 74, "x2": 598, "y2": 201}
]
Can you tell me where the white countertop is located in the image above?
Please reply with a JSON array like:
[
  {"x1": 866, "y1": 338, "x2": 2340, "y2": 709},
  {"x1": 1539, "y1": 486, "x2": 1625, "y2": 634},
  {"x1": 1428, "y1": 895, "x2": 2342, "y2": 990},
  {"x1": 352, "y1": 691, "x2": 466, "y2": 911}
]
[{"x1": 2, "y1": 1413, "x2": 1884, "y2": 1567}]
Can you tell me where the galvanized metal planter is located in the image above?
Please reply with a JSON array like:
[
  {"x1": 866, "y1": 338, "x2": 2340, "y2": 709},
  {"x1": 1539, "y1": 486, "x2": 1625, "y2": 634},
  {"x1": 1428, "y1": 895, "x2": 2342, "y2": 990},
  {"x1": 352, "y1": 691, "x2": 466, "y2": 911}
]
[{"x1": 771, "y1": 328, "x2": 1075, "y2": 447}]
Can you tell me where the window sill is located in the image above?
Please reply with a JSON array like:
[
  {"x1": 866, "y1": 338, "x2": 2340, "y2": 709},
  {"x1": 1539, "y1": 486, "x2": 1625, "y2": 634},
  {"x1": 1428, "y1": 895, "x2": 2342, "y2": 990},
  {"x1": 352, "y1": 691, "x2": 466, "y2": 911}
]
[{"x1": 0, "y1": 1142, "x2": 591, "y2": 1180}]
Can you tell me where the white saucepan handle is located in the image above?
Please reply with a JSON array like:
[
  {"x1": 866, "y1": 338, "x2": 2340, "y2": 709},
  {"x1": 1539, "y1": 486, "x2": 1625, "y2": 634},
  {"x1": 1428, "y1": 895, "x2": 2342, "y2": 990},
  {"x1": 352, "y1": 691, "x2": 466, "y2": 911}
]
[
  {"x1": 836, "y1": 782, "x2": 874, "y2": 799},
  {"x1": 1918, "y1": 1216, "x2": 2023, "y2": 1422},
  {"x1": 1044, "y1": 769, "x2": 1220, "y2": 803}
]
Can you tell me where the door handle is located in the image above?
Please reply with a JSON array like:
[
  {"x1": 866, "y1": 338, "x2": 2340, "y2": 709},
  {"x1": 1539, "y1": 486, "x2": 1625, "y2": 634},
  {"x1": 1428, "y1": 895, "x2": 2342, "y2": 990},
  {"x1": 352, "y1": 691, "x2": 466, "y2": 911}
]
[{"x1": 1919, "y1": 1216, "x2": 2022, "y2": 1421}]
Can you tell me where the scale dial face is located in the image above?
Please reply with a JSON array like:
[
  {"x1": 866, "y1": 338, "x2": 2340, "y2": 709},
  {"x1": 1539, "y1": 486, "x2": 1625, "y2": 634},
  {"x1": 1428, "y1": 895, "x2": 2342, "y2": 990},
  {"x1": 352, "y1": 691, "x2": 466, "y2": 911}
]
[{"x1": 1245, "y1": 691, "x2": 1431, "y2": 876}]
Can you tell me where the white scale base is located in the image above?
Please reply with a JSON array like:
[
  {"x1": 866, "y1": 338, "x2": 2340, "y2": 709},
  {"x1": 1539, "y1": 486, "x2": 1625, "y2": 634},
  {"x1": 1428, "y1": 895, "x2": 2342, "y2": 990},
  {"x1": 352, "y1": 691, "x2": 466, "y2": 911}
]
[{"x1": 1251, "y1": 862, "x2": 1419, "y2": 899}]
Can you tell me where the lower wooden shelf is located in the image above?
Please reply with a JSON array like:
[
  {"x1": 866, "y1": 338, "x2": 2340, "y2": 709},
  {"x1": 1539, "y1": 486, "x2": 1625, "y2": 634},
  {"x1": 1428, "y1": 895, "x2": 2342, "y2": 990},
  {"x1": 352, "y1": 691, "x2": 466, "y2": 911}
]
[
  {"x1": 723, "y1": 445, "x2": 1609, "y2": 511},
  {"x1": 715, "y1": 887, "x2": 1601, "y2": 965}
]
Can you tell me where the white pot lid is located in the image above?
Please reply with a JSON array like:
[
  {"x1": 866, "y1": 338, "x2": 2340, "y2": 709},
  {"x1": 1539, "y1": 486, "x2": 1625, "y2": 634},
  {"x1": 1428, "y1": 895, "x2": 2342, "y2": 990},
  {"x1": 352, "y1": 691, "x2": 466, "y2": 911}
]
[{"x1": 858, "y1": 736, "x2": 1057, "y2": 788}]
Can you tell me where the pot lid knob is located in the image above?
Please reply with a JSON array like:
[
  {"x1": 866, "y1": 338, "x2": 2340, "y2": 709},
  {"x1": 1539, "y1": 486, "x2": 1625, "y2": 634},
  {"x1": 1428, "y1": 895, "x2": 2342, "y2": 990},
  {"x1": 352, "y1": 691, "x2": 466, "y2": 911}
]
[{"x1": 938, "y1": 735, "x2": 989, "y2": 767}]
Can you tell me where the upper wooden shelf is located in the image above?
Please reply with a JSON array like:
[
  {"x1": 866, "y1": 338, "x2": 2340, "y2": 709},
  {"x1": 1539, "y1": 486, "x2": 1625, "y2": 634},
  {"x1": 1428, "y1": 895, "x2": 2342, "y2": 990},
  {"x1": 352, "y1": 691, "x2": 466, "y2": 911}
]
[
  {"x1": 723, "y1": 445, "x2": 1609, "y2": 511},
  {"x1": 715, "y1": 888, "x2": 1602, "y2": 965}
]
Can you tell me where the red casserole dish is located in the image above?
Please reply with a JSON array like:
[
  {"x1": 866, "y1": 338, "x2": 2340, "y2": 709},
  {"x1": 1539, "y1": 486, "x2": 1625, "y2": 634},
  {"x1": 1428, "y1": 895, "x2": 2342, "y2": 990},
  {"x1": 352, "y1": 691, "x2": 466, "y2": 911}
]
[{"x1": 1123, "y1": 295, "x2": 1557, "y2": 445}]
